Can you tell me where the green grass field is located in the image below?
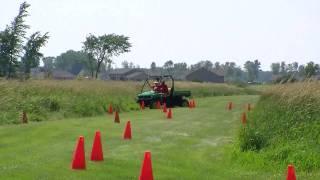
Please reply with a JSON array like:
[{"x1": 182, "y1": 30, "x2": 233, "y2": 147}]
[{"x1": 0, "y1": 95, "x2": 318, "y2": 179}]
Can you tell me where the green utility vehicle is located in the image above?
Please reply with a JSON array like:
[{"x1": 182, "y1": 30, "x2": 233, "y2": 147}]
[{"x1": 136, "y1": 75, "x2": 191, "y2": 109}]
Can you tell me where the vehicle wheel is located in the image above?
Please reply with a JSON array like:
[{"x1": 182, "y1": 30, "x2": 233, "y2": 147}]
[{"x1": 181, "y1": 99, "x2": 189, "y2": 107}]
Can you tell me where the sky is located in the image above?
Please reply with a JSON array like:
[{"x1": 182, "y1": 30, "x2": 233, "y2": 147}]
[{"x1": 1, "y1": 0, "x2": 320, "y2": 70}]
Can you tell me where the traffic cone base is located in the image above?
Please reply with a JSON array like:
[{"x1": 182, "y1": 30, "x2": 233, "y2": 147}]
[
  {"x1": 71, "y1": 136, "x2": 86, "y2": 170},
  {"x1": 108, "y1": 104, "x2": 113, "y2": 114},
  {"x1": 286, "y1": 164, "x2": 296, "y2": 180},
  {"x1": 91, "y1": 131, "x2": 104, "y2": 161},
  {"x1": 167, "y1": 108, "x2": 172, "y2": 119},
  {"x1": 139, "y1": 151, "x2": 154, "y2": 180},
  {"x1": 241, "y1": 112, "x2": 247, "y2": 124},
  {"x1": 115, "y1": 111, "x2": 120, "y2": 123},
  {"x1": 123, "y1": 121, "x2": 132, "y2": 140},
  {"x1": 140, "y1": 101, "x2": 145, "y2": 110},
  {"x1": 156, "y1": 101, "x2": 161, "y2": 109},
  {"x1": 227, "y1": 102, "x2": 233, "y2": 110},
  {"x1": 163, "y1": 103, "x2": 167, "y2": 113}
]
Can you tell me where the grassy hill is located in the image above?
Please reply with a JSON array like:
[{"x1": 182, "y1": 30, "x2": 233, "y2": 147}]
[{"x1": 236, "y1": 81, "x2": 320, "y2": 173}]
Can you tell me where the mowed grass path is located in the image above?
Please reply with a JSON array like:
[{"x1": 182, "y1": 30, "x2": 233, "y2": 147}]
[{"x1": 0, "y1": 95, "x2": 285, "y2": 179}]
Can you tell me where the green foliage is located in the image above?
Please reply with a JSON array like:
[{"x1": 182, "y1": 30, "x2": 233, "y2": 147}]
[
  {"x1": 236, "y1": 82, "x2": 320, "y2": 171},
  {"x1": 239, "y1": 127, "x2": 266, "y2": 151},
  {"x1": 304, "y1": 61, "x2": 319, "y2": 78},
  {"x1": 54, "y1": 50, "x2": 91, "y2": 75},
  {"x1": 244, "y1": 60, "x2": 261, "y2": 82},
  {"x1": 83, "y1": 33, "x2": 131, "y2": 79},
  {"x1": 21, "y1": 32, "x2": 49, "y2": 78},
  {"x1": 0, "y1": 2, "x2": 30, "y2": 78},
  {"x1": 0, "y1": 2, "x2": 48, "y2": 78},
  {"x1": 271, "y1": 63, "x2": 280, "y2": 75}
]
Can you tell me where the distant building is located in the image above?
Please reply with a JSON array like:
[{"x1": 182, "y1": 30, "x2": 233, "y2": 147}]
[
  {"x1": 185, "y1": 67, "x2": 224, "y2": 83},
  {"x1": 125, "y1": 71, "x2": 148, "y2": 81},
  {"x1": 51, "y1": 70, "x2": 76, "y2": 80},
  {"x1": 108, "y1": 68, "x2": 146, "y2": 81}
]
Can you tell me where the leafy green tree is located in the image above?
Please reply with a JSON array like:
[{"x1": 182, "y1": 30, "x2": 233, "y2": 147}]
[
  {"x1": 163, "y1": 60, "x2": 174, "y2": 69},
  {"x1": 298, "y1": 65, "x2": 305, "y2": 77},
  {"x1": 304, "y1": 61, "x2": 319, "y2": 78},
  {"x1": 121, "y1": 60, "x2": 129, "y2": 68},
  {"x1": 190, "y1": 60, "x2": 213, "y2": 70},
  {"x1": 21, "y1": 32, "x2": 49, "y2": 78},
  {"x1": 292, "y1": 62, "x2": 299, "y2": 71},
  {"x1": 214, "y1": 62, "x2": 221, "y2": 70},
  {"x1": 150, "y1": 62, "x2": 156, "y2": 70},
  {"x1": 83, "y1": 33, "x2": 131, "y2": 79},
  {"x1": 222, "y1": 62, "x2": 244, "y2": 82},
  {"x1": 55, "y1": 50, "x2": 90, "y2": 75},
  {"x1": 280, "y1": 61, "x2": 286, "y2": 74},
  {"x1": 271, "y1": 63, "x2": 280, "y2": 75},
  {"x1": 0, "y1": 2, "x2": 30, "y2": 78},
  {"x1": 173, "y1": 62, "x2": 187, "y2": 70},
  {"x1": 42, "y1": 56, "x2": 55, "y2": 77},
  {"x1": 244, "y1": 60, "x2": 260, "y2": 82}
]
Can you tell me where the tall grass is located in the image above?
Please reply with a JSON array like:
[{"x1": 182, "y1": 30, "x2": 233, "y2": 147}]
[
  {"x1": 236, "y1": 81, "x2": 320, "y2": 171},
  {"x1": 0, "y1": 80, "x2": 257, "y2": 125}
]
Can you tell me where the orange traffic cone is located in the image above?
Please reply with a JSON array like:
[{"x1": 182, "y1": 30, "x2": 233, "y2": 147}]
[
  {"x1": 91, "y1": 131, "x2": 103, "y2": 161},
  {"x1": 123, "y1": 121, "x2": 132, "y2": 140},
  {"x1": 227, "y1": 102, "x2": 233, "y2": 110},
  {"x1": 71, "y1": 136, "x2": 86, "y2": 170},
  {"x1": 21, "y1": 111, "x2": 28, "y2": 124},
  {"x1": 108, "y1": 104, "x2": 113, "y2": 114},
  {"x1": 156, "y1": 101, "x2": 161, "y2": 109},
  {"x1": 286, "y1": 164, "x2": 296, "y2": 180},
  {"x1": 163, "y1": 103, "x2": 167, "y2": 113},
  {"x1": 140, "y1": 101, "x2": 145, "y2": 110},
  {"x1": 139, "y1": 151, "x2": 154, "y2": 180},
  {"x1": 114, "y1": 111, "x2": 120, "y2": 123},
  {"x1": 167, "y1": 108, "x2": 172, "y2": 119},
  {"x1": 241, "y1": 112, "x2": 247, "y2": 124}
]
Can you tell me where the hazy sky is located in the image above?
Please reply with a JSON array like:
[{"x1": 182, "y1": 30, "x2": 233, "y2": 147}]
[{"x1": 1, "y1": 0, "x2": 320, "y2": 70}]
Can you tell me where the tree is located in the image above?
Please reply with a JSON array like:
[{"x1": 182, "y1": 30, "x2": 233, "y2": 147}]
[
  {"x1": 163, "y1": 60, "x2": 174, "y2": 69},
  {"x1": 244, "y1": 60, "x2": 260, "y2": 82},
  {"x1": 298, "y1": 65, "x2": 305, "y2": 77},
  {"x1": 83, "y1": 33, "x2": 131, "y2": 79},
  {"x1": 214, "y1": 62, "x2": 221, "y2": 70},
  {"x1": 271, "y1": 63, "x2": 280, "y2": 75},
  {"x1": 128, "y1": 62, "x2": 135, "y2": 69},
  {"x1": 42, "y1": 56, "x2": 55, "y2": 77},
  {"x1": 304, "y1": 61, "x2": 319, "y2": 78},
  {"x1": 190, "y1": 60, "x2": 213, "y2": 70},
  {"x1": 292, "y1": 62, "x2": 298, "y2": 71},
  {"x1": 222, "y1": 62, "x2": 244, "y2": 82},
  {"x1": 173, "y1": 62, "x2": 187, "y2": 70},
  {"x1": 0, "y1": 2, "x2": 30, "y2": 78},
  {"x1": 150, "y1": 62, "x2": 156, "y2": 70},
  {"x1": 253, "y1": 60, "x2": 261, "y2": 78},
  {"x1": 280, "y1": 61, "x2": 286, "y2": 74},
  {"x1": 55, "y1": 50, "x2": 89, "y2": 75},
  {"x1": 121, "y1": 60, "x2": 129, "y2": 68},
  {"x1": 21, "y1": 32, "x2": 49, "y2": 78}
]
